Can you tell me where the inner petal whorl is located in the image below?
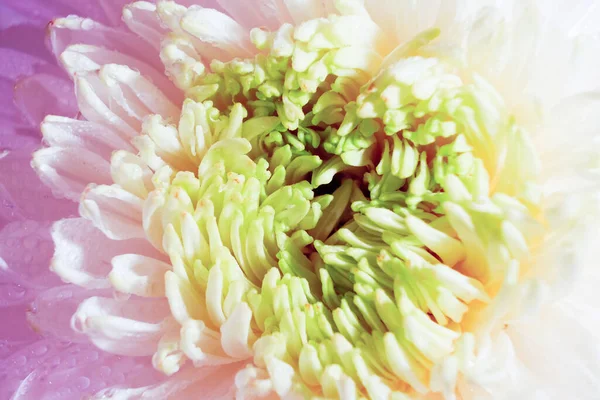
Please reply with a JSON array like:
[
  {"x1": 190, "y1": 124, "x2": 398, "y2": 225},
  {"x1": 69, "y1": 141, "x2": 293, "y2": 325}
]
[{"x1": 107, "y1": 6, "x2": 544, "y2": 399}]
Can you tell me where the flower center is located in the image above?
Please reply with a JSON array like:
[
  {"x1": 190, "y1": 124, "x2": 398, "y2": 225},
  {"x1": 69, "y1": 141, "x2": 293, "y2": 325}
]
[{"x1": 109, "y1": 9, "x2": 544, "y2": 399}]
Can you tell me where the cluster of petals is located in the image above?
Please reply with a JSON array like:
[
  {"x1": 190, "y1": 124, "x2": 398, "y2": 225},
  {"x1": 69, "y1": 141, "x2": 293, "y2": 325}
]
[{"x1": 1, "y1": 0, "x2": 600, "y2": 399}]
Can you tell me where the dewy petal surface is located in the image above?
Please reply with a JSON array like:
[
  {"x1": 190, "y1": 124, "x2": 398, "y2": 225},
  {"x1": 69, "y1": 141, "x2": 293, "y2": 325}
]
[{"x1": 2, "y1": 0, "x2": 600, "y2": 399}]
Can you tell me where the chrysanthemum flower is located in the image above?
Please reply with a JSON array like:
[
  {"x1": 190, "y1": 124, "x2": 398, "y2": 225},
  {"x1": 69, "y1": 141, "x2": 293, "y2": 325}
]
[{"x1": 2, "y1": 0, "x2": 600, "y2": 398}]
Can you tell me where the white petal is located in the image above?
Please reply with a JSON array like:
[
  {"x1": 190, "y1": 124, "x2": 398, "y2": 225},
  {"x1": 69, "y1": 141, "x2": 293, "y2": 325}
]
[
  {"x1": 180, "y1": 319, "x2": 234, "y2": 366},
  {"x1": 382, "y1": 332, "x2": 428, "y2": 393},
  {"x1": 138, "y1": 114, "x2": 195, "y2": 171},
  {"x1": 371, "y1": 0, "x2": 463, "y2": 44},
  {"x1": 155, "y1": 1, "x2": 188, "y2": 34},
  {"x1": 32, "y1": 146, "x2": 112, "y2": 201},
  {"x1": 143, "y1": 189, "x2": 168, "y2": 251},
  {"x1": 110, "y1": 254, "x2": 171, "y2": 297},
  {"x1": 41, "y1": 115, "x2": 133, "y2": 160},
  {"x1": 181, "y1": 6, "x2": 254, "y2": 58},
  {"x1": 217, "y1": 0, "x2": 293, "y2": 29},
  {"x1": 92, "y1": 364, "x2": 240, "y2": 400},
  {"x1": 405, "y1": 215, "x2": 466, "y2": 266},
  {"x1": 71, "y1": 296, "x2": 170, "y2": 356},
  {"x1": 51, "y1": 218, "x2": 113, "y2": 289},
  {"x1": 281, "y1": 0, "x2": 326, "y2": 24},
  {"x1": 123, "y1": 1, "x2": 168, "y2": 50},
  {"x1": 50, "y1": 218, "x2": 159, "y2": 289},
  {"x1": 265, "y1": 357, "x2": 295, "y2": 396},
  {"x1": 160, "y1": 35, "x2": 206, "y2": 90},
  {"x1": 443, "y1": 202, "x2": 488, "y2": 280},
  {"x1": 75, "y1": 73, "x2": 139, "y2": 137},
  {"x1": 206, "y1": 264, "x2": 226, "y2": 326},
  {"x1": 220, "y1": 302, "x2": 254, "y2": 359},
  {"x1": 165, "y1": 270, "x2": 211, "y2": 324},
  {"x1": 110, "y1": 150, "x2": 154, "y2": 198},
  {"x1": 156, "y1": 2, "x2": 231, "y2": 61},
  {"x1": 539, "y1": 92, "x2": 600, "y2": 190},
  {"x1": 153, "y1": 323, "x2": 188, "y2": 376},
  {"x1": 49, "y1": 15, "x2": 161, "y2": 70},
  {"x1": 235, "y1": 366, "x2": 276, "y2": 399},
  {"x1": 99, "y1": 64, "x2": 180, "y2": 120},
  {"x1": 79, "y1": 184, "x2": 146, "y2": 240},
  {"x1": 60, "y1": 44, "x2": 179, "y2": 103}
]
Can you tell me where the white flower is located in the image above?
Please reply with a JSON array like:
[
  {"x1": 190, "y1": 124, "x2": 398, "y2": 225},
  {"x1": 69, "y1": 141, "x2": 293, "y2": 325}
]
[{"x1": 26, "y1": 0, "x2": 600, "y2": 399}]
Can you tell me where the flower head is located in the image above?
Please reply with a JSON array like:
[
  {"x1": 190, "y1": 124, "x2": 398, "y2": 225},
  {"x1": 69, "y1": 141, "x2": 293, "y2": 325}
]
[{"x1": 8, "y1": 0, "x2": 600, "y2": 399}]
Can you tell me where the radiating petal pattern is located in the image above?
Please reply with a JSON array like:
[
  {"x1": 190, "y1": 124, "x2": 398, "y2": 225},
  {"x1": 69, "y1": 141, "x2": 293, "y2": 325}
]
[{"x1": 1, "y1": 1, "x2": 600, "y2": 400}]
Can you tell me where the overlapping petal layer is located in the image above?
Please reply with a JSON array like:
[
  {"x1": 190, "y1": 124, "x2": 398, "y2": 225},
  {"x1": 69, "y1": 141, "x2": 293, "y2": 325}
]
[{"x1": 1, "y1": 0, "x2": 600, "y2": 399}]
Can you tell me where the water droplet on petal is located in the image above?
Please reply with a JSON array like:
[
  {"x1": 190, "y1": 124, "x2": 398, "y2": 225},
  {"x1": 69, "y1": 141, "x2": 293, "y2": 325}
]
[
  {"x1": 13, "y1": 355, "x2": 27, "y2": 367},
  {"x1": 32, "y1": 345, "x2": 48, "y2": 356},
  {"x1": 75, "y1": 376, "x2": 91, "y2": 390},
  {"x1": 99, "y1": 366, "x2": 111, "y2": 378}
]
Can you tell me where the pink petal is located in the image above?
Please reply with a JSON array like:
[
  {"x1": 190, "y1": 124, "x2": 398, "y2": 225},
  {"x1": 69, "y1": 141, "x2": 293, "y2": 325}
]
[
  {"x1": 13, "y1": 72, "x2": 78, "y2": 127},
  {"x1": 177, "y1": 0, "x2": 225, "y2": 9},
  {"x1": 50, "y1": 217, "x2": 161, "y2": 289},
  {"x1": 216, "y1": 0, "x2": 292, "y2": 30},
  {"x1": 0, "y1": 303, "x2": 40, "y2": 342},
  {"x1": 41, "y1": 115, "x2": 134, "y2": 160},
  {"x1": 74, "y1": 72, "x2": 140, "y2": 137},
  {"x1": 280, "y1": 0, "x2": 327, "y2": 24},
  {"x1": 0, "y1": 77, "x2": 22, "y2": 123},
  {"x1": 0, "y1": 74, "x2": 40, "y2": 150},
  {"x1": 0, "y1": 339, "x2": 70, "y2": 399},
  {"x1": 0, "y1": 338, "x2": 36, "y2": 360},
  {"x1": 0, "y1": 283, "x2": 33, "y2": 308},
  {"x1": 48, "y1": 16, "x2": 163, "y2": 71},
  {"x1": 181, "y1": 6, "x2": 255, "y2": 58},
  {"x1": 122, "y1": 2, "x2": 169, "y2": 50},
  {"x1": 0, "y1": 4, "x2": 31, "y2": 29},
  {"x1": 92, "y1": 363, "x2": 241, "y2": 399},
  {"x1": 1, "y1": 1, "x2": 72, "y2": 25},
  {"x1": 0, "y1": 148, "x2": 77, "y2": 222},
  {"x1": 60, "y1": 44, "x2": 181, "y2": 104},
  {"x1": 5, "y1": 341, "x2": 163, "y2": 400},
  {"x1": 27, "y1": 285, "x2": 107, "y2": 343},
  {"x1": 0, "y1": 220, "x2": 60, "y2": 290},
  {"x1": 99, "y1": 64, "x2": 180, "y2": 120},
  {"x1": 64, "y1": 1, "x2": 116, "y2": 26},
  {"x1": 71, "y1": 296, "x2": 171, "y2": 357},
  {"x1": 0, "y1": 47, "x2": 47, "y2": 81},
  {"x1": 32, "y1": 146, "x2": 113, "y2": 202},
  {"x1": 98, "y1": 0, "x2": 132, "y2": 27},
  {"x1": 0, "y1": 123, "x2": 39, "y2": 153},
  {"x1": 169, "y1": 363, "x2": 241, "y2": 399}
]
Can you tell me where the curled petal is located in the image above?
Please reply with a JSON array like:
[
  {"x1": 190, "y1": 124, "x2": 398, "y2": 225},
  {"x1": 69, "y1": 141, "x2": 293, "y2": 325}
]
[
  {"x1": 110, "y1": 254, "x2": 171, "y2": 297},
  {"x1": 79, "y1": 184, "x2": 145, "y2": 241},
  {"x1": 180, "y1": 319, "x2": 234, "y2": 366},
  {"x1": 51, "y1": 218, "x2": 115, "y2": 289},
  {"x1": 27, "y1": 285, "x2": 106, "y2": 343},
  {"x1": 32, "y1": 146, "x2": 112, "y2": 201},
  {"x1": 71, "y1": 296, "x2": 170, "y2": 356}
]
